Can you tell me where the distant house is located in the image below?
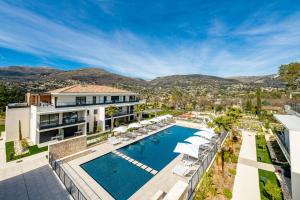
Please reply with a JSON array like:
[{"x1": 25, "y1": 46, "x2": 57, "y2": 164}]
[
  {"x1": 261, "y1": 105, "x2": 283, "y2": 114},
  {"x1": 5, "y1": 84, "x2": 144, "y2": 145}
]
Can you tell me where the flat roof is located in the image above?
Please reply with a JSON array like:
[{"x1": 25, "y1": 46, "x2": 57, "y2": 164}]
[{"x1": 274, "y1": 114, "x2": 300, "y2": 132}]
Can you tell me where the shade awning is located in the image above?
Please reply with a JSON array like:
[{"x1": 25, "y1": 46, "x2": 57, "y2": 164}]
[
  {"x1": 128, "y1": 123, "x2": 142, "y2": 129},
  {"x1": 149, "y1": 117, "x2": 161, "y2": 123},
  {"x1": 140, "y1": 120, "x2": 152, "y2": 125},
  {"x1": 173, "y1": 143, "x2": 199, "y2": 158},
  {"x1": 113, "y1": 126, "x2": 128, "y2": 133},
  {"x1": 184, "y1": 136, "x2": 211, "y2": 146},
  {"x1": 200, "y1": 128, "x2": 215, "y2": 134},
  {"x1": 194, "y1": 130, "x2": 217, "y2": 140}
]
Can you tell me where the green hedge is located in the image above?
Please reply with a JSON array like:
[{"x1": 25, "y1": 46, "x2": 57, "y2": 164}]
[
  {"x1": 259, "y1": 169, "x2": 283, "y2": 200},
  {"x1": 5, "y1": 141, "x2": 48, "y2": 162},
  {"x1": 0, "y1": 124, "x2": 4, "y2": 136},
  {"x1": 256, "y1": 135, "x2": 272, "y2": 164}
]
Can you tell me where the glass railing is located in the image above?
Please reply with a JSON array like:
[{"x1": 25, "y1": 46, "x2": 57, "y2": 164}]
[
  {"x1": 39, "y1": 117, "x2": 85, "y2": 130},
  {"x1": 55, "y1": 99, "x2": 141, "y2": 108}
]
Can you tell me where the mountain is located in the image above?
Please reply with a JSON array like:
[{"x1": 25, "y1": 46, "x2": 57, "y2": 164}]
[
  {"x1": 0, "y1": 66, "x2": 284, "y2": 91},
  {"x1": 0, "y1": 66, "x2": 145, "y2": 86},
  {"x1": 149, "y1": 74, "x2": 239, "y2": 87},
  {"x1": 229, "y1": 74, "x2": 284, "y2": 88}
]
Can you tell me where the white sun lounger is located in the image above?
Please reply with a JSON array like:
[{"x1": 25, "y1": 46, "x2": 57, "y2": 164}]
[
  {"x1": 172, "y1": 165, "x2": 191, "y2": 177},
  {"x1": 108, "y1": 137, "x2": 121, "y2": 145}
]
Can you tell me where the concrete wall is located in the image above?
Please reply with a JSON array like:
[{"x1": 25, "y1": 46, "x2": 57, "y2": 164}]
[
  {"x1": 5, "y1": 107, "x2": 31, "y2": 142},
  {"x1": 289, "y1": 130, "x2": 300, "y2": 200},
  {"x1": 48, "y1": 135, "x2": 87, "y2": 160}
]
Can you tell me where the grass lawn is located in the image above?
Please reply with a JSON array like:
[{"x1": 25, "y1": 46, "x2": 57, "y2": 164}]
[
  {"x1": 5, "y1": 141, "x2": 48, "y2": 162},
  {"x1": 258, "y1": 169, "x2": 283, "y2": 200},
  {"x1": 256, "y1": 135, "x2": 272, "y2": 164},
  {"x1": 0, "y1": 124, "x2": 4, "y2": 137},
  {"x1": 87, "y1": 131, "x2": 110, "y2": 146}
]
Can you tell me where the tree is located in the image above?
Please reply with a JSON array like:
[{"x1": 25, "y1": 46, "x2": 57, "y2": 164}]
[
  {"x1": 19, "y1": 120, "x2": 22, "y2": 141},
  {"x1": 170, "y1": 89, "x2": 183, "y2": 109},
  {"x1": 279, "y1": 62, "x2": 300, "y2": 90},
  {"x1": 245, "y1": 99, "x2": 253, "y2": 113},
  {"x1": 264, "y1": 180, "x2": 281, "y2": 200},
  {"x1": 256, "y1": 87, "x2": 262, "y2": 116},
  {"x1": 134, "y1": 104, "x2": 145, "y2": 122},
  {"x1": 106, "y1": 106, "x2": 118, "y2": 133}
]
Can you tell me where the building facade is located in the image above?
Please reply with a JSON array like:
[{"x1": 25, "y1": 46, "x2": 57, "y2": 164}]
[
  {"x1": 5, "y1": 85, "x2": 144, "y2": 145},
  {"x1": 274, "y1": 104, "x2": 300, "y2": 200}
]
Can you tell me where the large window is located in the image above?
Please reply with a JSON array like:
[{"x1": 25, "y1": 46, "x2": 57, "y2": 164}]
[
  {"x1": 111, "y1": 96, "x2": 119, "y2": 102},
  {"x1": 63, "y1": 112, "x2": 78, "y2": 124},
  {"x1": 40, "y1": 114, "x2": 59, "y2": 126},
  {"x1": 76, "y1": 96, "x2": 86, "y2": 105}
]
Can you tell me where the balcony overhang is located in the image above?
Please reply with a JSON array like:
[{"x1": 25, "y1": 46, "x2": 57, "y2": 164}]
[{"x1": 274, "y1": 114, "x2": 300, "y2": 132}]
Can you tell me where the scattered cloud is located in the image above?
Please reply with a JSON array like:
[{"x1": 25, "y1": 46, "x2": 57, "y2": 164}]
[{"x1": 0, "y1": 1, "x2": 299, "y2": 78}]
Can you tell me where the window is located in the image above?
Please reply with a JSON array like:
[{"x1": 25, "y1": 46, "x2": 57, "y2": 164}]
[
  {"x1": 86, "y1": 123, "x2": 89, "y2": 133},
  {"x1": 76, "y1": 96, "x2": 86, "y2": 105},
  {"x1": 93, "y1": 96, "x2": 96, "y2": 104},
  {"x1": 94, "y1": 109, "x2": 98, "y2": 114},
  {"x1": 111, "y1": 96, "x2": 119, "y2": 102},
  {"x1": 40, "y1": 114, "x2": 59, "y2": 126},
  {"x1": 87, "y1": 110, "x2": 90, "y2": 116},
  {"x1": 104, "y1": 96, "x2": 107, "y2": 102}
]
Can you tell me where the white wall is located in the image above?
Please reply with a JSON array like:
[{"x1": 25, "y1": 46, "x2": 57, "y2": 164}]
[
  {"x1": 30, "y1": 106, "x2": 37, "y2": 144},
  {"x1": 289, "y1": 130, "x2": 300, "y2": 200},
  {"x1": 5, "y1": 107, "x2": 31, "y2": 142}
]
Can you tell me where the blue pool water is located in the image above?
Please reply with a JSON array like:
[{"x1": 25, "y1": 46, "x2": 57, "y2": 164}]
[
  {"x1": 81, "y1": 153, "x2": 153, "y2": 200},
  {"x1": 81, "y1": 125, "x2": 199, "y2": 200},
  {"x1": 118, "y1": 125, "x2": 199, "y2": 170}
]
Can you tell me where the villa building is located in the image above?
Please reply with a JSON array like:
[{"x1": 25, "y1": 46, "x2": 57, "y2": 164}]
[
  {"x1": 274, "y1": 103, "x2": 300, "y2": 200},
  {"x1": 5, "y1": 84, "x2": 144, "y2": 145}
]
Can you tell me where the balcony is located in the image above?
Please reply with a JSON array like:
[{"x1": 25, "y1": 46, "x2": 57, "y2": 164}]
[
  {"x1": 105, "y1": 110, "x2": 135, "y2": 118},
  {"x1": 54, "y1": 99, "x2": 142, "y2": 108},
  {"x1": 39, "y1": 117, "x2": 85, "y2": 130}
]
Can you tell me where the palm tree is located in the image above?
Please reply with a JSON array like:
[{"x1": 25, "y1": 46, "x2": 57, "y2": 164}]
[
  {"x1": 134, "y1": 104, "x2": 145, "y2": 122},
  {"x1": 107, "y1": 106, "x2": 118, "y2": 133}
]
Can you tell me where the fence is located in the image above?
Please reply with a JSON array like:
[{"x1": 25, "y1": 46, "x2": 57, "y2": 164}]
[
  {"x1": 49, "y1": 153, "x2": 88, "y2": 200},
  {"x1": 187, "y1": 131, "x2": 228, "y2": 199}
]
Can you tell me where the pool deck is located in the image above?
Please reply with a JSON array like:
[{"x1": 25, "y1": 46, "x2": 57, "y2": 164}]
[{"x1": 63, "y1": 121, "x2": 206, "y2": 200}]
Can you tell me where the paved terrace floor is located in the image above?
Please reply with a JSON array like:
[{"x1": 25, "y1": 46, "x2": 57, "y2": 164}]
[
  {"x1": 64, "y1": 121, "x2": 207, "y2": 200},
  {"x1": 0, "y1": 131, "x2": 71, "y2": 200}
]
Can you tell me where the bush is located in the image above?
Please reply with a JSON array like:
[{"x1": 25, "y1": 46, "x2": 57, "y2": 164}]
[
  {"x1": 5, "y1": 141, "x2": 15, "y2": 162},
  {"x1": 229, "y1": 168, "x2": 236, "y2": 176},
  {"x1": 6, "y1": 143, "x2": 48, "y2": 162},
  {"x1": 223, "y1": 188, "x2": 232, "y2": 199},
  {"x1": 231, "y1": 154, "x2": 239, "y2": 163}
]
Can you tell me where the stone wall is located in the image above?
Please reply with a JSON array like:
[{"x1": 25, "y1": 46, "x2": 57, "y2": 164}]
[{"x1": 49, "y1": 135, "x2": 87, "y2": 160}]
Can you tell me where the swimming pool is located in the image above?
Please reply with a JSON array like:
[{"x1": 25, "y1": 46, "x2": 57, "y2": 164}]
[{"x1": 81, "y1": 125, "x2": 199, "y2": 200}]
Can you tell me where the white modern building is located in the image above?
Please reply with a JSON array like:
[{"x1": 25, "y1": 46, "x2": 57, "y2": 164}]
[
  {"x1": 5, "y1": 84, "x2": 144, "y2": 145},
  {"x1": 274, "y1": 104, "x2": 300, "y2": 200}
]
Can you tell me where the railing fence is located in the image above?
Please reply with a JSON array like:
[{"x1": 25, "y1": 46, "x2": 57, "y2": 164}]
[
  {"x1": 187, "y1": 131, "x2": 228, "y2": 200},
  {"x1": 49, "y1": 153, "x2": 88, "y2": 200}
]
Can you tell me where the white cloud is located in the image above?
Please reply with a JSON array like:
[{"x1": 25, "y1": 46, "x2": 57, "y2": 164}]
[{"x1": 0, "y1": 1, "x2": 299, "y2": 79}]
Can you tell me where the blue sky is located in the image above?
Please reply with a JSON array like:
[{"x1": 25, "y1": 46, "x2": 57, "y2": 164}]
[{"x1": 0, "y1": 0, "x2": 300, "y2": 79}]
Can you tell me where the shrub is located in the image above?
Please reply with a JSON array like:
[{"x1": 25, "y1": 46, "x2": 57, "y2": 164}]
[
  {"x1": 223, "y1": 188, "x2": 232, "y2": 199},
  {"x1": 229, "y1": 168, "x2": 236, "y2": 176},
  {"x1": 21, "y1": 139, "x2": 29, "y2": 150},
  {"x1": 231, "y1": 154, "x2": 239, "y2": 163},
  {"x1": 5, "y1": 141, "x2": 15, "y2": 162}
]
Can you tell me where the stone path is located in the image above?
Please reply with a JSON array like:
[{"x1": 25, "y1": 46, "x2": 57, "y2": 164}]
[
  {"x1": 232, "y1": 130, "x2": 260, "y2": 200},
  {"x1": 112, "y1": 150, "x2": 158, "y2": 175}
]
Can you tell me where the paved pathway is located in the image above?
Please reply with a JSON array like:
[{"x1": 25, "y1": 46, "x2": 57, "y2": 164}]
[{"x1": 232, "y1": 130, "x2": 260, "y2": 200}]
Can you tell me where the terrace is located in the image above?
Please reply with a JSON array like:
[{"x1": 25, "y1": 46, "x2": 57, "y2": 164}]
[{"x1": 49, "y1": 119, "x2": 228, "y2": 200}]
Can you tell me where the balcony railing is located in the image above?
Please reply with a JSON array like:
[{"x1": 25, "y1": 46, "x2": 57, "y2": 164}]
[
  {"x1": 288, "y1": 102, "x2": 300, "y2": 114},
  {"x1": 39, "y1": 117, "x2": 85, "y2": 130},
  {"x1": 55, "y1": 99, "x2": 142, "y2": 108},
  {"x1": 105, "y1": 110, "x2": 135, "y2": 118}
]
